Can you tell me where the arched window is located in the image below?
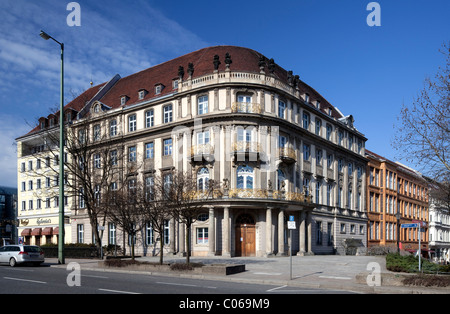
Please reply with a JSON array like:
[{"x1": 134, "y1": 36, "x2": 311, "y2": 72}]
[
  {"x1": 237, "y1": 165, "x2": 254, "y2": 189},
  {"x1": 277, "y1": 169, "x2": 286, "y2": 190},
  {"x1": 197, "y1": 167, "x2": 209, "y2": 191}
]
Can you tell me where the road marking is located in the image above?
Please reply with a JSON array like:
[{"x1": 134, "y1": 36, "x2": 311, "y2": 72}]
[
  {"x1": 318, "y1": 275, "x2": 352, "y2": 280},
  {"x1": 266, "y1": 285, "x2": 287, "y2": 292},
  {"x1": 253, "y1": 272, "x2": 282, "y2": 276},
  {"x1": 156, "y1": 281, "x2": 217, "y2": 289},
  {"x1": 98, "y1": 288, "x2": 141, "y2": 294},
  {"x1": 4, "y1": 277, "x2": 46, "y2": 284},
  {"x1": 82, "y1": 274, "x2": 109, "y2": 279}
]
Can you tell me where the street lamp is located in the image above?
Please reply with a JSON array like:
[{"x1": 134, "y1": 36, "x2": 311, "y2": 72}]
[
  {"x1": 396, "y1": 210, "x2": 401, "y2": 254},
  {"x1": 40, "y1": 30, "x2": 65, "y2": 265}
]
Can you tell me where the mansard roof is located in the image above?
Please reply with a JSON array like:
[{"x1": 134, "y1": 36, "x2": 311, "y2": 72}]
[{"x1": 22, "y1": 45, "x2": 345, "y2": 137}]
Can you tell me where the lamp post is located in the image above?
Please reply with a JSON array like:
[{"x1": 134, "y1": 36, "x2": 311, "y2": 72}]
[
  {"x1": 40, "y1": 30, "x2": 65, "y2": 264},
  {"x1": 396, "y1": 210, "x2": 401, "y2": 254}
]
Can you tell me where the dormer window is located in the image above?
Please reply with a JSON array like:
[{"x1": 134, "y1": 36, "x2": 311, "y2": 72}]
[
  {"x1": 315, "y1": 100, "x2": 320, "y2": 108},
  {"x1": 172, "y1": 79, "x2": 179, "y2": 89},
  {"x1": 40, "y1": 121, "x2": 45, "y2": 129},
  {"x1": 49, "y1": 118, "x2": 54, "y2": 127},
  {"x1": 155, "y1": 84, "x2": 164, "y2": 95},
  {"x1": 121, "y1": 96, "x2": 127, "y2": 106},
  {"x1": 138, "y1": 90, "x2": 147, "y2": 100},
  {"x1": 94, "y1": 104, "x2": 101, "y2": 113},
  {"x1": 305, "y1": 93, "x2": 310, "y2": 103}
]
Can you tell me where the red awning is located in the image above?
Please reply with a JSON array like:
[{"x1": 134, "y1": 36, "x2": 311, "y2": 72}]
[
  {"x1": 31, "y1": 228, "x2": 42, "y2": 236},
  {"x1": 21, "y1": 228, "x2": 32, "y2": 236},
  {"x1": 53, "y1": 227, "x2": 59, "y2": 235},
  {"x1": 42, "y1": 227, "x2": 53, "y2": 236}
]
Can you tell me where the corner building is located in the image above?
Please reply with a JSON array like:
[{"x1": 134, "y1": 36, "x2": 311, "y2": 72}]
[{"x1": 19, "y1": 46, "x2": 368, "y2": 256}]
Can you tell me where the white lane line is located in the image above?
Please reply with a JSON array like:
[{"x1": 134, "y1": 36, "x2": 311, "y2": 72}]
[
  {"x1": 4, "y1": 277, "x2": 46, "y2": 284},
  {"x1": 156, "y1": 281, "x2": 197, "y2": 287},
  {"x1": 253, "y1": 272, "x2": 282, "y2": 276},
  {"x1": 98, "y1": 288, "x2": 141, "y2": 294},
  {"x1": 266, "y1": 285, "x2": 287, "y2": 292},
  {"x1": 82, "y1": 274, "x2": 109, "y2": 279},
  {"x1": 156, "y1": 281, "x2": 217, "y2": 289},
  {"x1": 318, "y1": 275, "x2": 352, "y2": 280}
]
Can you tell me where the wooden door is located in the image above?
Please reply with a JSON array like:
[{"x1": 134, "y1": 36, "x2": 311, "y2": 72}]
[{"x1": 235, "y1": 224, "x2": 256, "y2": 257}]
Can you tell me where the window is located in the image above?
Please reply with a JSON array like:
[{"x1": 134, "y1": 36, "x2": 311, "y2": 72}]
[
  {"x1": 93, "y1": 124, "x2": 101, "y2": 141},
  {"x1": 315, "y1": 118, "x2": 322, "y2": 135},
  {"x1": 198, "y1": 95, "x2": 208, "y2": 115},
  {"x1": 77, "y1": 224, "x2": 84, "y2": 243},
  {"x1": 28, "y1": 200, "x2": 33, "y2": 210},
  {"x1": 138, "y1": 90, "x2": 145, "y2": 100},
  {"x1": 303, "y1": 143, "x2": 310, "y2": 161},
  {"x1": 197, "y1": 228, "x2": 208, "y2": 244},
  {"x1": 237, "y1": 165, "x2": 254, "y2": 189},
  {"x1": 327, "y1": 223, "x2": 333, "y2": 245},
  {"x1": 110, "y1": 150, "x2": 118, "y2": 166},
  {"x1": 236, "y1": 95, "x2": 252, "y2": 112},
  {"x1": 197, "y1": 130, "x2": 210, "y2": 145},
  {"x1": 237, "y1": 128, "x2": 252, "y2": 143},
  {"x1": 327, "y1": 184, "x2": 332, "y2": 206},
  {"x1": 316, "y1": 181, "x2": 322, "y2": 204},
  {"x1": 109, "y1": 223, "x2": 116, "y2": 245},
  {"x1": 79, "y1": 188, "x2": 85, "y2": 208},
  {"x1": 163, "y1": 139, "x2": 172, "y2": 156},
  {"x1": 317, "y1": 221, "x2": 322, "y2": 245},
  {"x1": 28, "y1": 160, "x2": 33, "y2": 171},
  {"x1": 278, "y1": 100, "x2": 286, "y2": 118},
  {"x1": 145, "y1": 176, "x2": 155, "y2": 201},
  {"x1": 146, "y1": 223, "x2": 154, "y2": 245},
  {"x1": 110, "y1": 120, "x2": 117, "y2": 137},
  {"x1": 277, "y1": 169, "x2": 286, "y2": 190},
  {"x1": 326, "y1": 124, "x2": 332, "y2": 141},
  {"x1": 327, "y1": 154, "x2": 333, "y2": 168},
  {"x1": 145, "y1": 110, "x2": 154, "y2": 128},
  {"x1": 338, "y1": 130, "x2": 344, "y2": 146},
  {"x1": 302, "y1": 112, "x2": 310, "y2": 130},
  {"x1": 145, "y1": 142, "x2": 154, "y2": 159},
  {"x1": 316, "y1": 149, "x2": 323, "y2": 165},
  {"x1": 155, "y1": 85, "x2": 162, "y2": 95},
  {"x1": 279, "y1": 135, "x2": 287, "y2": 148},
  {"x1": 121, "y1": 96, "x2": 127, "y2": 106},
  {"x1": 128, "y1": 146, "x2": 137, "y2": 162},
  {"x1": 173, "y1": 80, "x2": 179, "y2": 90},
  {"x1": 94, "y1": 153, "x2": 101, "y2": 168},
  {"x1": 197, "y1": 167, "x2": 210, "y2": 191},
  {"x1": 164, "y1": 220, "x2": 170, "y2": 245},
  {"x1": 128, "y1": 114, "x2": 136, "y2": 132},
  {"x1": 163, "y1": 104, "x2": 173, "y2": 123}
]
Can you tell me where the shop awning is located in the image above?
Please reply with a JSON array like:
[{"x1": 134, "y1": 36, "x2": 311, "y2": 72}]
[
  {"x1": 42, "y1": 227, "x2": 53, "y2": 236},
  {"x1": 31, "y1": 228, "x2": 42, "y2": 236},
  {"x1": 21, "y1": 228, "x2": 32, "y2": 236},
  {"x1": 53, "y1": 227, "x2": 59, "y2": 235}
]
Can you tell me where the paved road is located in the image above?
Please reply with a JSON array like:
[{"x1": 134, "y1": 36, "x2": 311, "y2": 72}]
[{"x1": 0, "y1": 262, "x2": 356, "y2": 295}]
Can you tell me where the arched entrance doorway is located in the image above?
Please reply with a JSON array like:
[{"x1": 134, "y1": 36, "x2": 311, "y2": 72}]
[{"x1": 235, "y1": 213, "x2": 256, "y2": 257}]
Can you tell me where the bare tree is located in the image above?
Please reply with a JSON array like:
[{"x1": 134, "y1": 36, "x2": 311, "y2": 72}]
[
  {"x1": 393, "y1": 42, "x2": 450, "y2": 209},
  {"x1": 140, "y1": 173, "x2": 172, "y2": 265},
  {"x1": 103, "y1": 179, "x2": 146, "y2": 260},
  {"x1": 168, "y1": 171, "x2": 219, "y2": 264}
]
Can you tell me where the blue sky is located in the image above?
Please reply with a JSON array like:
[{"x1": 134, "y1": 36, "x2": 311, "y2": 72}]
[{"x1": 0, "y1": 0, "x2": 449, "y2": 188}]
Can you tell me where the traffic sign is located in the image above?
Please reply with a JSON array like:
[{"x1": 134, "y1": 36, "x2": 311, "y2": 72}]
[
  {"x1": 401, "y1": 223, "x2": 419, "y2": 228},
  {"x1": 289, "y1": 215, "x2": 295, "y2": 221},
  {"x1": 288, "y1": 221, "x2": 296, "y2": 229}
]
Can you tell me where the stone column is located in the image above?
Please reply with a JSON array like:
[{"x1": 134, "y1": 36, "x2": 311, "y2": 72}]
[
  {"x1": 306, "y1": 210, "x2": 314, "y2": 255},
  {"x1": 266, "y1": 207, "x2": 274, "y2": 256},
  {"x1": 222, "y1": 206, "x2": 231, "y2": 257},
  {"x1": 298, "y1": 211, "x2": 306, "y2": 256},
  {"x1": 277, "y1": 208, "x2": 285, "y2": 256},
  {"x1": 208, "y1": 206, "x2": 215, "y2": 256}
]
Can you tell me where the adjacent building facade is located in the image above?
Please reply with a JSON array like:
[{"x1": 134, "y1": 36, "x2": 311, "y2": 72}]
[
  {"x1": 17, "y1": 46, "x2": 368, "y2": 256},
  {"x1": 366, "y1": 150, "x2": 430, "y2": 255}
]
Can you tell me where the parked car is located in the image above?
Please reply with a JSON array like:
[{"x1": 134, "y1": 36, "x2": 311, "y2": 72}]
[{"x1": 0, "y1": 245, "x2": 45, "y2": 267}]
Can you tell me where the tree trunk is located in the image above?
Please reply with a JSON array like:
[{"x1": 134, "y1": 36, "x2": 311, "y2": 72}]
[
  {"x1": 159, "y1": 236, "x2": 164, "y2": 265},
  {"x1": 185, "y1": 224, "x2": 191, "y2": 265}
]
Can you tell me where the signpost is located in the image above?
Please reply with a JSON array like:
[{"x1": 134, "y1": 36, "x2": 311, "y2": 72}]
[
  {"x1": 401, "y1": 222, "x2": 426, "y2": 271},
  {"x1": 288, "y1": 215, "x2": 296, "y2": 280}
]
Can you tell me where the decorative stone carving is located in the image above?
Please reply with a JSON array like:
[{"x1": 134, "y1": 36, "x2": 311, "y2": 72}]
[
  {"x1": 224, "y1": 52, "x2": 232, "y2": 69},
  {"x1": 187, "y1": 63, "x2": 194, "y2": 77},
  {"x1": 178, "y1": 66, "x2": 184, "y2": 80},
  {"x1": 213, "y1": 55, "x2": 221, "y2": 70},
  {"x1": 268, "y1": 58, "x2": 275, "y2": 73}
]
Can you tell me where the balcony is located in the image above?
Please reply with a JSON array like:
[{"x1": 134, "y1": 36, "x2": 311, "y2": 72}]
[
  {"x1": 232, "y1": 141, "x2": 262, "y2": 162},
  {"x1": 278, "y1": 147, "x2": 297, "y2": 164},
  {"x1": 190, "y1": 144, "x2": 215, "y2": 163},
  {"x1": 231, "y1": 102, "x2": 262, "y2": 114}
]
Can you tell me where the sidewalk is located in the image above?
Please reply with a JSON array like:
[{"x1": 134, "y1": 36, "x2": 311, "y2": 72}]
[{"x1": 47, "y1": 255, "x2": 450, "y2": 294}]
